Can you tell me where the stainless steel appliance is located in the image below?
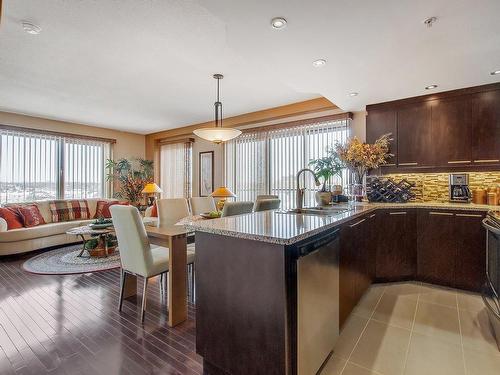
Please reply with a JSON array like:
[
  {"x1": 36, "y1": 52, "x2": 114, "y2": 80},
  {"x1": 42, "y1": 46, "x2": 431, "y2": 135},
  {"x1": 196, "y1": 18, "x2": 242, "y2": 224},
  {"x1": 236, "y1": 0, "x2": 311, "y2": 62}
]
[
  {"x1": 449, "y1": 173, "x2": 472, "y2": 202},
  {"x1": 482, "y1": 210, "x2": 500, "y2": 351},
  {"x1": 297, "y1": 229, "x2": 340, "y2": 374}
]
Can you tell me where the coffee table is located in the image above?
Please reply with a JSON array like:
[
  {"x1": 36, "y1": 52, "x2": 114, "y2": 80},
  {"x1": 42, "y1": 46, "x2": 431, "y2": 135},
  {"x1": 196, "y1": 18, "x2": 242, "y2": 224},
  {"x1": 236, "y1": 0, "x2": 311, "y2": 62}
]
[{"x1": 66, "y1": 225, "x2": 115, "y2": 258}]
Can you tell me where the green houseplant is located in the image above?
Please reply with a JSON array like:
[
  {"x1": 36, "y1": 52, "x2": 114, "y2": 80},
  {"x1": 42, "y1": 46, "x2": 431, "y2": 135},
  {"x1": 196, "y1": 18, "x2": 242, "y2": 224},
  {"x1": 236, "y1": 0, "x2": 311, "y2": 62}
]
[
  {"x1": 309, "y1": 150, "x2": 344, "y2": 206},
  {"x1": 106, "y1": 158, "x2": 154, "y2": 206}
]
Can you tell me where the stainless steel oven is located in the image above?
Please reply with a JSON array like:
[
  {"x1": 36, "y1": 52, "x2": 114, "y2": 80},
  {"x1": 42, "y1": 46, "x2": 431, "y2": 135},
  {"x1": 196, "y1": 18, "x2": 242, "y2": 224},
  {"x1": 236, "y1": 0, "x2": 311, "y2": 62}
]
[{"x1": 482, "y1": 213, "x2": 500, "y2": 351}]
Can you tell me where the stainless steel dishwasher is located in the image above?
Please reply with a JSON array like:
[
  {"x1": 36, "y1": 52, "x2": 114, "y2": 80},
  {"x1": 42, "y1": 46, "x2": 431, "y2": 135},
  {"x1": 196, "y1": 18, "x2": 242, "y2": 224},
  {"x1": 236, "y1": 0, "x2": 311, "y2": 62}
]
[{"x1": 296, "y1": 228, "x2": 340, "y2": 375}]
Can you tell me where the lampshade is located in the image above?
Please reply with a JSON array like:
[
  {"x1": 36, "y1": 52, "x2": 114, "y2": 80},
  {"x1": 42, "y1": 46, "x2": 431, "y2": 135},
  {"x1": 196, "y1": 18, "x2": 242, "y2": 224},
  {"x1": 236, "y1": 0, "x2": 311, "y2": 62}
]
[
  {"x1": 142, "y1": 183, "x2": 163, "y2": 194},
  {"x1": 193, "y1": 128, "x2": 242, "y2": 144},
  {"x1": 210, "y1": 186, "x2": 236, "y2": 198}
]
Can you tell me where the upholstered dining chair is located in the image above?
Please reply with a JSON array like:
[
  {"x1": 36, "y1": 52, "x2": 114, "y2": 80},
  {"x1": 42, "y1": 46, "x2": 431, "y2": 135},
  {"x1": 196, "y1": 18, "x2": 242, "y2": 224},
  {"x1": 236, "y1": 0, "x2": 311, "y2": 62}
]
[
  {"x1": 256, "y1": 194, "x2": 279, "y2": 200},
  {"x1": 254, "y1": 198, "x2": 281, "y2": 212},
  {"x1": 157, "y1": 198, "x2": 190, "y2": 226},
  {"x1": 221, "y1": 201, "x2": 254, "y2": 217},
  {"x1": 189, "y1": 196, "x2": 216, "y2": 215},
  {"x1": 111, "y1": 205, "x2": 195, "y2": 322}
]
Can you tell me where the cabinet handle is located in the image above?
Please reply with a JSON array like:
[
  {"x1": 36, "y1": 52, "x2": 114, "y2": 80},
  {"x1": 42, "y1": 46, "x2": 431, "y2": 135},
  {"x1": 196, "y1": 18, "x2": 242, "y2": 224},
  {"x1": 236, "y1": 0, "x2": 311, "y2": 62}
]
[
  {"x1": 349, "y1": 218, "x2": 366, "y2": 228},
  {"x1": 473, "y1": 159, "x2": 500, "y2": 163},
  {"x1": 456, "y1": 213, "x2": 483, "y2": 218},
  {"x1": 429, "y1": 211, "x2": 454, "y2": 216},
  {"x1": 447, "y1": 160, "x2": 471, "y2": 164},
  {"x1": 381, "y1": 163, "x2": 396, "y2": 167},
  {"x1": 389, "y1": 211, "x2": 407, "y2": 215},
  {"x1": 399, "y1": 162, "x2": 418, "y2": 166},
  {"x1": 369, "y1": 214, "x2": 376, "y2": 218}
]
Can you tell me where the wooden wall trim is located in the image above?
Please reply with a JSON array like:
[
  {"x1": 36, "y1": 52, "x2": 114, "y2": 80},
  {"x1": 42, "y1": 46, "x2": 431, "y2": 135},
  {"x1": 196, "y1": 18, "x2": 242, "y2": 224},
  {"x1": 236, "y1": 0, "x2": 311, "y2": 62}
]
[{"x1": 366, "y1": 82, "x2": 500, "y2": 111}]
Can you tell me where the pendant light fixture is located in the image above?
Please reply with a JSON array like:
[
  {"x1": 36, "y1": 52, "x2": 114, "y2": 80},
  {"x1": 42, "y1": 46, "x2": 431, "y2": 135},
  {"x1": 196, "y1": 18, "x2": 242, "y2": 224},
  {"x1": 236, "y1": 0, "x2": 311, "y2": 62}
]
[{"x1": 193, "y1": 74, "x2": 241, "y2": 144}]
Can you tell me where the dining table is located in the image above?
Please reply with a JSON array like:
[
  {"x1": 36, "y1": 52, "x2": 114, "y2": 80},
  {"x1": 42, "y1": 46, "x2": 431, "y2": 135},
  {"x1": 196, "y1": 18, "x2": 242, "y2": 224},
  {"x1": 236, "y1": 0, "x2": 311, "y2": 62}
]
[{"x1": 121, "y1": 223, "x2": 192, "y2": 327}]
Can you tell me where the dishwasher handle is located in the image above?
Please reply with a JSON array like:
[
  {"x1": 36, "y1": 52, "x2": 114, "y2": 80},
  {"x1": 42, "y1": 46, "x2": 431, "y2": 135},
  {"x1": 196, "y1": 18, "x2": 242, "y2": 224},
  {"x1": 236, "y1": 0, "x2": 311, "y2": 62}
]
[{"x1": 297, "y1": 228, "x2": 340, "y2": 256}]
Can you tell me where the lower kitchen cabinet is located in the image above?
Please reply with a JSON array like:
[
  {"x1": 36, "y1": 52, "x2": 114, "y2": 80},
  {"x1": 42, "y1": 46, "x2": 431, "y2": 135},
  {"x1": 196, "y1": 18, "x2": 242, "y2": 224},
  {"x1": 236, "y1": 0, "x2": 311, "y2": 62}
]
[
  {"x1": 417, "y1": 210, "x2": 486, "y2": 292},
  {"x1": 375, "y1": 209, "x2": 417, "y2": 281}
]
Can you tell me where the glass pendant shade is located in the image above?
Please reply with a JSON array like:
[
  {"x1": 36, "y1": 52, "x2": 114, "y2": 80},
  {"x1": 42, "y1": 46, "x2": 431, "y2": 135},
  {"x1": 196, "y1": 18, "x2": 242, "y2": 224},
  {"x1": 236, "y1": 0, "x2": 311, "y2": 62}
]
[{"x1": 193, "y1": 127, "x2": 242, "y2": 144}]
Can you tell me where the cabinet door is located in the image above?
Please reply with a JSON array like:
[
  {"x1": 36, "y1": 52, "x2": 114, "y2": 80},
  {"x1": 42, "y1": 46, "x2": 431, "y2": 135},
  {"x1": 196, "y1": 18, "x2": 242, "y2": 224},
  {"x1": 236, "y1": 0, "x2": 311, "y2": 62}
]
[
  {"x1": 432, "y1": 96, "x2": 472, "y2": 166},
  {"x1": 366, "y1": 109, "x2": 397, "y2": 167},
  {"x1": 376, "y1": 210, "x2": 417, "y2": 281},
  {"x1": 417, "y1": 210, "x2": 455, "y2": 287},
  {"x1": 397, "y1": 102, "x2": 433, "y2": 167},
  {"x1": 454, "y1": 212, "x2": 486, "y2": 292},
  {"x1": 471, "y1": 90, "x2": 500, "y2": 164}
]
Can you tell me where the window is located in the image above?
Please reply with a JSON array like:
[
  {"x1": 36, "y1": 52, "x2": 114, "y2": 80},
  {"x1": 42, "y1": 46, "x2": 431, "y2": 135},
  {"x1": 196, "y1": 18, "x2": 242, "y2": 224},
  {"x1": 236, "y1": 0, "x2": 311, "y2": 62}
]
[
  {"x1": 225, "y1": 117, "x2": 351, "y2": 209},
  {"x1": 0, "y1": 127, "x2": 112, "y2": 204},
  {"x1": 160, "y1": 141, "x2": 192, "y2": 198}
]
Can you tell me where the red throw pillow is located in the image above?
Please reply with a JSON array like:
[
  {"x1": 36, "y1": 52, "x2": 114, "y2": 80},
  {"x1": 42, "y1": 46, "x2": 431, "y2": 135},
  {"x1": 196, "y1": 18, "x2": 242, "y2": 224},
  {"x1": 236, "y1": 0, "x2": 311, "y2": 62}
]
[
  {"x1": 17, "y1": 204, "x2": 46, "y2": 228},
  {"x1": 94, "y1": 200, "x2": 129, "y2": 218},
  {"x1": 151, "y1": 203, "x2": 158, "y2": 217},
  {"x1": 0, "y1": 206, "x2": 24, "y2": 230}
]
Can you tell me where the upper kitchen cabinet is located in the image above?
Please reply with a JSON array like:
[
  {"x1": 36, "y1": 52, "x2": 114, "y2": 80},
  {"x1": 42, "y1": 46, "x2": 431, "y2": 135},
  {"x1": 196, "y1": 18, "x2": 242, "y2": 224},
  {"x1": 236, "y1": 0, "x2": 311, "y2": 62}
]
[
  {"x1": 397, "y1": 102, "x2": 433, "y2": 167},
  {"x1": 431, "y1": 95, "x2": 473, "y2": 166},
  {"x1": 471, "y1": 89, "x2": 500, "y2": 165},
  {"x1": 366, "y1": 108, "x2": 397, "y2": 167}
]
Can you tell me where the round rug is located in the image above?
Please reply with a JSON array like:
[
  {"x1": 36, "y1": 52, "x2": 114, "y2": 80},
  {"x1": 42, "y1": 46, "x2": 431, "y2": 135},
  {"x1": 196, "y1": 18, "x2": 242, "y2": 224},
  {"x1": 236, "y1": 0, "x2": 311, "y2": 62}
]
[{"x1": 23, "y1": 244, "x2": 121, "y2": 275}]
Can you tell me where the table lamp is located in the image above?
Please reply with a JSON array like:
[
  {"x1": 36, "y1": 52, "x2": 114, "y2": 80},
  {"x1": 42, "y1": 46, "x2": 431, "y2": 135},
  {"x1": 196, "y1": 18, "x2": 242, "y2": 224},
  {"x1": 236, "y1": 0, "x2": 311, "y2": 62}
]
[
  {"x1": 210, "y1": 186, "x2": 236, "y2": 211},
  {"x1": 142, "y1": 183, "x2": 163, "y2": 206}
]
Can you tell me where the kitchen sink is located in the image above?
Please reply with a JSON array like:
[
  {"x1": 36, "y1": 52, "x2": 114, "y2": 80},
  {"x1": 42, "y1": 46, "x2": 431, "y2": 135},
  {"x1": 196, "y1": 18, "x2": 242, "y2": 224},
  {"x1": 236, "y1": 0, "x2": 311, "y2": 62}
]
[{"x1": 284, "y1": 206, "x2": 353, "y2": 216}]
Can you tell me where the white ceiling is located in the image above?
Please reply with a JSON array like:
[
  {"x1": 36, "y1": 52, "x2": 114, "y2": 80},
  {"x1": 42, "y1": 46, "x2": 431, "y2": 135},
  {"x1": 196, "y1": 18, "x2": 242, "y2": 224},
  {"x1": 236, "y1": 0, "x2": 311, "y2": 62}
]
[{"x1": 1, "y1": 0, "x2": 499, "y2": 134}]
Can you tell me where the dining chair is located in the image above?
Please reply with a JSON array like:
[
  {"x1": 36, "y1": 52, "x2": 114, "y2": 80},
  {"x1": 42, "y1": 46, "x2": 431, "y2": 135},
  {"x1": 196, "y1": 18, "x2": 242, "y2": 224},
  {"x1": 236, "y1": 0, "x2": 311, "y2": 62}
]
[
  {"x1": 256, "y1": 194, "x2": 279, "y2": 200},
  {"x1": 221, "y1": 201, "x2": 254, "y2": 217},
  {"x1": 157, "y1": 198, "x2": 191, "y2": 226},
  {"x1": 254, "y1": 198, "x2": 281, "y2": 212},
  {"x1": 189, "y1": 196, "x2": 216, "y2": 215},
  {"x1": 110, "y1": 205, "x2": 195, "y2": 322}
]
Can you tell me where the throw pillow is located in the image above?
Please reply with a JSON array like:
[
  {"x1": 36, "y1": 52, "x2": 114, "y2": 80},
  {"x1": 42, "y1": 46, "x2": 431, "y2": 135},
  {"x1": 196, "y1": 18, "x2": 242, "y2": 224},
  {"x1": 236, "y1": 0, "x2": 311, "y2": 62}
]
[
  {"x1": 48, "y1": 200, "x2": 90, "y2": 222},
  {"x1": 17, "y1": 205, "x2": 46, "y2": 228},
  {"x1": 94, "y1": 200, "x2": 128, "y2": 219},
  {"x1": 0, "y1": 206, "x2": 24, "y2": 230}
]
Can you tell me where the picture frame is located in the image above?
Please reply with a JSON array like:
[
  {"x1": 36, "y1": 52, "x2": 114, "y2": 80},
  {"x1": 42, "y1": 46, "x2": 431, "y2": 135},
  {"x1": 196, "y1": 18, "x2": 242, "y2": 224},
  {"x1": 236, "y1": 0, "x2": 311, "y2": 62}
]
[{"x1": 199, "y1": 151, "x2": 214, "y2": 197}]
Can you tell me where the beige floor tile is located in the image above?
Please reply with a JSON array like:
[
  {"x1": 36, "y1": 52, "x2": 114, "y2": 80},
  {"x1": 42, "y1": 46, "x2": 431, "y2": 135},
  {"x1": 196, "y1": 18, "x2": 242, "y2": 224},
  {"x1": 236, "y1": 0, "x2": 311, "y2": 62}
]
[
  {"x1": 321, "y1": 355, "x2": 346, "y2": 375},
  {"x1": 334, "y1": 314, "x2": 369, "y2": 360},
  {"x1": 457, "y1": 291, "x2": 485, "y2": 313},
  {"x1": 342, "y1": 362, "x2": 383, "y2": 375},
  {"x1": 404, "y1": 332, "x2": 465, "y2": 375},
  {"x1": 350, "y1": 320, "x2": 411, "y2": 375},
  {"x1": 413, "y1": 301, "x2": 462, "y2": 346},
  {"x1": 463, "y1": 347, "x2": 500, "y2": 375},
  {"x1": 352, "y1": 286, "x2": 385, "y2": 319},
  {"x1": 459, "y1": 307, "x2": 500, "y2": 355},
  {"x1": 419, "y1": 284, "x2": 458, "y2": 308},
  {"x1": 383, "y1": 282, "x2": 421, "y2": 299},
  {"x1": 371, "y1": 293, "x2": 417, "y2": 330}
]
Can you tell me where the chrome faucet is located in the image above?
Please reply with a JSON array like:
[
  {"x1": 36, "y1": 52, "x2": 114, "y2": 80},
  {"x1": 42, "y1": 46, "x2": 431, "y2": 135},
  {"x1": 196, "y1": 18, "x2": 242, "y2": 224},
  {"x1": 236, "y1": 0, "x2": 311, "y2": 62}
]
[{"x1": 296, "y1": 168, "x2": 321, "y2": 210}]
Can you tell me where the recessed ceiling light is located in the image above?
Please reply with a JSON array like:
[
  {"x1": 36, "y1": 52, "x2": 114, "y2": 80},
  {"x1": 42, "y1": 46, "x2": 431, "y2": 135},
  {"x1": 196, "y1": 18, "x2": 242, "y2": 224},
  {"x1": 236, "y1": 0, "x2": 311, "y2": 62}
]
[
  {"x1": 349, "y1": 92, "x2": 359, "y2": 97},
  {"x1": 491, "y1": 70, "x2": 500, "y2": 76},
  {"x1": 21, "y1": 21, "x2": 42, "y2": 35},
  {"x1": 312, "y1": 59, "x2": 327, "y2": 68},
  {"x1": 271, "y1": 17, "x2": 287, "y2": 29},
  {"x1": 425, "y1": 84, "x2": 438, "y2": 90},
  {"x1": 423, "y1": 16, "x2": 438, "y2": 28}
]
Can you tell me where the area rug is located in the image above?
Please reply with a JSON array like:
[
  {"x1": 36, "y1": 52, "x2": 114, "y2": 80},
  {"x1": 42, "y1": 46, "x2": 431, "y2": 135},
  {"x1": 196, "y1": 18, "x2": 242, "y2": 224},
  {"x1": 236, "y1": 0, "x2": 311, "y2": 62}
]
[{"x1": 23, "y1": 244, "x2": 121, "y2": 275}]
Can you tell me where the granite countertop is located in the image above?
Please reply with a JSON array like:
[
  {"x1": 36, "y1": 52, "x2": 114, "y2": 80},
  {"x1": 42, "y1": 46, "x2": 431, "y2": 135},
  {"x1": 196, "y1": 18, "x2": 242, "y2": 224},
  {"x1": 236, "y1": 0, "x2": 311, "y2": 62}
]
[{"x1": 184, "y1": 202, "x2": 498, "y2": 245}]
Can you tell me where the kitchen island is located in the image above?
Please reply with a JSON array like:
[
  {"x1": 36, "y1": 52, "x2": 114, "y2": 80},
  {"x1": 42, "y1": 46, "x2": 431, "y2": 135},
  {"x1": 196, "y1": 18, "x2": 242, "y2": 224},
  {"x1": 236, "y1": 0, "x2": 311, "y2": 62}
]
[{"x1": 186, "y1": 202, "x2": 493, "y2": 375}]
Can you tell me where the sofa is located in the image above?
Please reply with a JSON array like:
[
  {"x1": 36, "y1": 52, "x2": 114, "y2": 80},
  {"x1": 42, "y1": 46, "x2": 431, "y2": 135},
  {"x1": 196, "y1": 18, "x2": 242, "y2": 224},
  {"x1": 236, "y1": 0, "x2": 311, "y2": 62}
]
[{"x1": 0, "y1": 198, "x2": 117, "y2": 256}]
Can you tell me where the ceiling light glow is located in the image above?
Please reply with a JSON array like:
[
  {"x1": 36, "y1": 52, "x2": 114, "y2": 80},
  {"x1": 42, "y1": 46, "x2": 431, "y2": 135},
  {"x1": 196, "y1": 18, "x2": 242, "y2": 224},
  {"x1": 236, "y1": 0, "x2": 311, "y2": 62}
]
[
  {"x1": 349, "y1": 92, "x2": 359, "y2": 97},
  {"x1": 312, "y1": 59, "x2": 327, "y2": 68},
  {"x1": 491, "y1": 70, "x2": 500, "y2": 76},
  {"x1": 271, "y1": 17, "x2": 287, "y2": 29},
  {"x1": 425, "y1": 84, "x2": 438, "y2": 90}
]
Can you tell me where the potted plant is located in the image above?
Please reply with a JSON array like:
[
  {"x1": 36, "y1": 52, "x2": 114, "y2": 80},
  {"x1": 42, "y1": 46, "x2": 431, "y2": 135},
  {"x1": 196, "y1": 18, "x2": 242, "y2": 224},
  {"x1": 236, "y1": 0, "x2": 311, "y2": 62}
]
[
  {"x1": 334, "y1": 134, "x2": 392, "y2": 201},
  {"x1": 106, "y1": 158, "x2": 154, "y2": 206},
  {"x1": 309, "y1": 151, "x2": 344, "y2": 206}
]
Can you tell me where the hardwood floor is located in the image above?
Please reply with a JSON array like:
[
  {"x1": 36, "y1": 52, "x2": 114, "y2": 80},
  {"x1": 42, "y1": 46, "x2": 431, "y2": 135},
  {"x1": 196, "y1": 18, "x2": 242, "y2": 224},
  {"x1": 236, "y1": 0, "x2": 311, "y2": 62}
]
[{"x1": 0, "y1": 251, "x2": 202, "y2": 375}]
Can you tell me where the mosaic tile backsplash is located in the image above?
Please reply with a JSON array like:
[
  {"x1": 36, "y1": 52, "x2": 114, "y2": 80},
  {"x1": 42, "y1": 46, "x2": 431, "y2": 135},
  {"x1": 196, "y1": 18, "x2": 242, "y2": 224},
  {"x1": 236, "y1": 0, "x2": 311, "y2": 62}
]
[{"x1": 383, "y1": 172, "x2": 500, "y2": 202}]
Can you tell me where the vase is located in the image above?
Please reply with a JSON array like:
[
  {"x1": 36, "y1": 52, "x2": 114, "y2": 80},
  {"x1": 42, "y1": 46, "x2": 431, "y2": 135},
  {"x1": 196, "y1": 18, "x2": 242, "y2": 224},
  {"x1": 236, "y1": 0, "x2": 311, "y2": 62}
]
[{"x1": 315, "y1": 191, "x2": 332, "y2": 206}]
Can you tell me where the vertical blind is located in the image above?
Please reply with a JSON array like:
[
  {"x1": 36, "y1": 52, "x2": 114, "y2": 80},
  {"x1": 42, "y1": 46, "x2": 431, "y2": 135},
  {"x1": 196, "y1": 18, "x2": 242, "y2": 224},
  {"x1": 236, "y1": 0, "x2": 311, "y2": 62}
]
[
  {"x1": 225, "y1": 118, "x2": 351, "y2": 209},
  {"x1": 160, "y1": 141, "x2": 192, "y2": 198},
  {"x1": 0, "y1": 127, "x2": 112, "y2": 204}
]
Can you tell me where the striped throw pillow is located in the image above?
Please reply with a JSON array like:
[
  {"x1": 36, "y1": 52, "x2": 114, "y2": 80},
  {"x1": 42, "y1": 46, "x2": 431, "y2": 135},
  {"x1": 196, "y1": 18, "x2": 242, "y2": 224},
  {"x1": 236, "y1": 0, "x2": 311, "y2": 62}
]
[{"x1": 49, "y1": 200, "x2": 90, "y2": 222}]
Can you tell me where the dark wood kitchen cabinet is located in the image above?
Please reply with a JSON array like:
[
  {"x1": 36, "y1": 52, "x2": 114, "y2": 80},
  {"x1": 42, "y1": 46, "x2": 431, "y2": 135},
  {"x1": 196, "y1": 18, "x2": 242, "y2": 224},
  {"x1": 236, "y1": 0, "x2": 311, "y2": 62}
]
[
  {"x1": 471, "y1": 89, "x2": 500, "y2": 164},
  {"x1": 397, "y1": 102, "x2": 433, "y2": 167},
  {"x1": 417, "y1": 210, "x2": 486, "y2": 292},
  {"x1": 431, "y1": 95, "x2": 473, "y2": 166},
  {"x1": 375, "y1": 209, "x2": 417, "y2": 281},
  {"x1": 366, "y1": 109, "x2": 397, "y2": 167}
]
